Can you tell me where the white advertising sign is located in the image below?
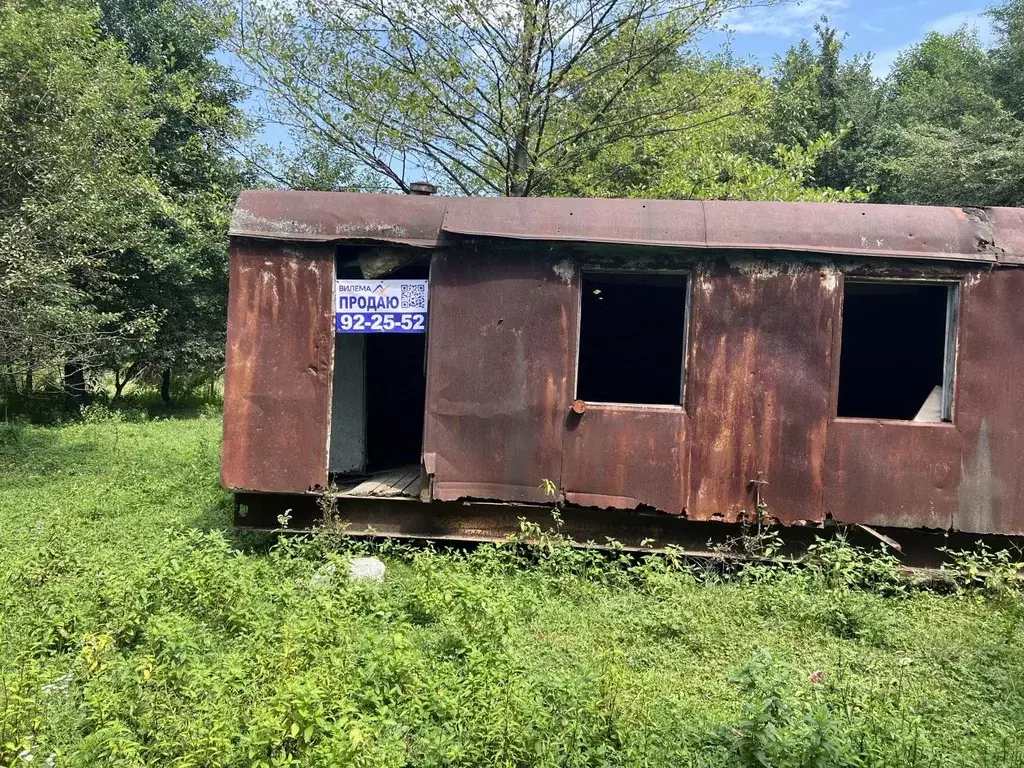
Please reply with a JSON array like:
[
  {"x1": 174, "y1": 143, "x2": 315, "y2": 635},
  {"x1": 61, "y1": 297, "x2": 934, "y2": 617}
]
[{"x1": 335, "y1": 279, "x2": 428, "y2": 333}]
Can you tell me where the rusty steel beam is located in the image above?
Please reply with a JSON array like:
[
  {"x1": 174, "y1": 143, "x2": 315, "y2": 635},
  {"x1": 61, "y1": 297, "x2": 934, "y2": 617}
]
[{"x1": 233, "y1": 493, "x2": 1024, "y2": 569}]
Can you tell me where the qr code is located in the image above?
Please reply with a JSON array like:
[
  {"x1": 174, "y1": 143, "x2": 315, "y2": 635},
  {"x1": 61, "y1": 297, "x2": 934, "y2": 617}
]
[{"x1": 400, "y1": 283, "x2": 427, "y2": 310}]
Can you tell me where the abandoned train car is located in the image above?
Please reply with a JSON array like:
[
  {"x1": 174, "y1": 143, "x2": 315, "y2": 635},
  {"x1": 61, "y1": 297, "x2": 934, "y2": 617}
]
[{"x1": 223, "y1": 191, "x2": 1024, "y2": 541}]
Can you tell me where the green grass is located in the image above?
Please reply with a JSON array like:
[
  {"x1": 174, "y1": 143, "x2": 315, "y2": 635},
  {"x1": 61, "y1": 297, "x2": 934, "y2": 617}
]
[{"x1": 1, "y1": 414, "x2": 1022, "y2": 767}]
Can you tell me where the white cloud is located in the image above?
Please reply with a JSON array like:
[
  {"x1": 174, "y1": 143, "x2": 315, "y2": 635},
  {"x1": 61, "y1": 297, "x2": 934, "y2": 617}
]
[
  {"x1": 861, "y1": 22, "x2": 884, "y2": 34},
  {"x1": 722, "y1": 0, "x2": 848, "y2": 38}
]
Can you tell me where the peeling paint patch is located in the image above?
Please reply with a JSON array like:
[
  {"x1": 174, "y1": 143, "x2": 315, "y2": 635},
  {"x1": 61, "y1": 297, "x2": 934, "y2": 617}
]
[
  {"x1": 552, "y1": 259, "x2": 575, "y2": 284},
  {"x1": 726, "y1": 256, "x2": 821, "y2": 278},
  {"x1": 821, "y1": 267, "x2": 840, "y2": 292},
  {"x1": 958, "y1": 419, "x2": 996, "y2": 533},
  {"x1": 728, "y1": 258, "x2": 787, "y2": 278},
  {"x1": 336, "y1": 221, "x2": 409, "y2": 238},
  {"x1": 231, "y1": 208, "x2": 321, "y2": 238}
]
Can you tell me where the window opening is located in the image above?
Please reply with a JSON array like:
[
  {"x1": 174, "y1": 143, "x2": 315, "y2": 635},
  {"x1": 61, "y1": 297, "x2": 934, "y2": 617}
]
[
  {"x1": 837, "y1": 281, "x2": 957, "y2": 422},
  {"x1": 576, "y1": 273, "x2": 688, "y2": 406}
]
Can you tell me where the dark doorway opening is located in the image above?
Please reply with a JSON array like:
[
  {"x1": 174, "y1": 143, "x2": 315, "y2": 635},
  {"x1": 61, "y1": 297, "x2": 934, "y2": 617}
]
[
  {"x1": 329, "y1": 258, "x2": 429, "y2": 478},
  {"x1": 576, "y1": 274, "x2": 688, "y2": 406},
  {"x1": 365, "y1": 264, "x2": 428, "y2": 471},
  {"x1": 837, "y1": 281, "x2": 954, "y2": 421}
]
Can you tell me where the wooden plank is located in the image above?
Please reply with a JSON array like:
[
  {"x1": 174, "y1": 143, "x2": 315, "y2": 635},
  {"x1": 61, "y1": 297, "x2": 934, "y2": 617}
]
[
  {"x1": 375, "y1": 469, "x2": 418, "y2": 497},
  {"x1": 359, "y1": 469, "x2": 410, "y2": 497},
  {"x1": 335, "y1": 467, "x2": 423, "y2": 498},
  {"x1": 397, "y1": 471, "x2": 422, "y2": 495},
  {"x1": 347, "y1": 474, "x2": 392, "y2": 496}
]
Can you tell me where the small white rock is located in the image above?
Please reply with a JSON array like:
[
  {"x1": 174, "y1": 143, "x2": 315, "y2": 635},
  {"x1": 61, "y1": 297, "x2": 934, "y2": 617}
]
[{"x1": 349, "y1": 557, "x2": 386, "y2": 581}]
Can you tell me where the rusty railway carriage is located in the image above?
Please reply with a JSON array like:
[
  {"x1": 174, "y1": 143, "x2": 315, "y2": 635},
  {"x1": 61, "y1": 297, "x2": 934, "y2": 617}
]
[{"x1": 223, "y1": 191, "x2": 1024, "y2": 547}]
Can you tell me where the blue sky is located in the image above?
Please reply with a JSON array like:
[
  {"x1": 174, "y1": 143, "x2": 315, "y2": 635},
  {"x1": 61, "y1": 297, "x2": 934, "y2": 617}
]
[{"x1": 704, "y1": 0, "x2": 999, "y2": 77}]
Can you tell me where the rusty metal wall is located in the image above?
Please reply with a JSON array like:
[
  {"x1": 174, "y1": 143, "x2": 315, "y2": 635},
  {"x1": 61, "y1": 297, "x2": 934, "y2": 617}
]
[
  {"x1": 423, "y1": 245, "x2": 576, "y2": 504},
  {"x1": 823, "y1": 271, "x2": 964, "y2": 531},
  {"x1": 825, "y1": 421, "x2": 961, "y2": 529},
  {"x1": 686, "y1": 262, "x2": 837, "y2": 523},
  {"x1": 821, "y1": 267, "x2": 1024, "y2": 536},
  {"x1": 221, "y1": 190, "x2": 1024, "y2": 536},
  {"x1": 222, "y1": 240, "x2": 335, "y2": 493},
  {"x1": 562, "y1": 406, "x2": 689, "y2": 514},
  {"x1": 954, "y1": 268, "x2": 1024, "y2": 535}
]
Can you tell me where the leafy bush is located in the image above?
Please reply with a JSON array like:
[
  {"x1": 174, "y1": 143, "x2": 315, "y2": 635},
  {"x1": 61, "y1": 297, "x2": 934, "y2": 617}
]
[{"x1": 941, "y1": 542, "x2": 1024, "y2": 600}]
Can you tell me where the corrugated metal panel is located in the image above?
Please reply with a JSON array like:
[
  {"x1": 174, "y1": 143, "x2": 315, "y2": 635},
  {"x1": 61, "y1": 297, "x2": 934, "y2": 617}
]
[
  {"x1": 562, "y1": 406, "x2": 689, "y2": 514},
  {"x1": 423, "y1": 245, "x2": 575, "y2": 504},
  {"x1": 954, "y1": 268, "x2": 1024, "y2": 535},
  {"x1": 686, "y1": 263, "x2": 837, "y2": 523},
  {"x1": 825, "y1": 420, "x2": 961, "y2": 529},
  {"x1": 222, "y1": 240, "x2": 335, "y2": 493},
  {"x1": 230, "y1": 190, "x2": 1024, "y2": 265}
]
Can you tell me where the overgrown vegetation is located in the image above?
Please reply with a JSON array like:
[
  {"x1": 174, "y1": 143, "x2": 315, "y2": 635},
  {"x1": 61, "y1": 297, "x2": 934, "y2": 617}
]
[
  {"x1": 1, "y1": 414, "x2": 1022, "y2": 766},
  {"x1": 232, "y1": 0, "x2": 1024, "y2": 209},
  {"x1": 0, "y1": 0, "x2": 247, "y2": 414}
]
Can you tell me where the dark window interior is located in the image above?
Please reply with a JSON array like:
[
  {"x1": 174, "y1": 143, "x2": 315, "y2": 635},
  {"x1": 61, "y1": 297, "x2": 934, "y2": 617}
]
[
  {"x1": 576, "y1": 274, "x2": 687, "y2": 405},
  {"x1": 837, "y1": 281, "x2": 951, "y2": 421},
  {"x1": 365, "y1": 264, "x2": 428, "y2": 470}
]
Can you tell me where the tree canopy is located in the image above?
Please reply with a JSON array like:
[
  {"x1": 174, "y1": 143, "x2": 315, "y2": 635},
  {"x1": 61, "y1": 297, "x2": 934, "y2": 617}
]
[
  {"x1": 0, "y1": 0, "x2": 248, "y2": 408},
  {"x1": 762, "y1": 8, "x2": 1024, "y2": 208},
  {"x1": 4, "y1": 0, "x2": 1024, "y2": 413},
  {"x1": 232, "y1": 0, "x2": 842, "y2": 198}
]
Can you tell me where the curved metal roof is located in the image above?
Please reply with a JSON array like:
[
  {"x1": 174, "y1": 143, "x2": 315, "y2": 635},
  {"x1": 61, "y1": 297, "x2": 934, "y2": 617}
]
[{"x1": 230, "y1": 190, "x2": 1024, "y2": 265}]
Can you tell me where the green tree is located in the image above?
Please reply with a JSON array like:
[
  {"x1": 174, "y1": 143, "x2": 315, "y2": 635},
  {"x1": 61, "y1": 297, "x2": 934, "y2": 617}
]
[
  {"x1": 1, "y1": 0, "x2": 249, "y2": 411},
  {"x1": 0, "y1": 0, "x2": 161, "y2": 402},
  {"x1": 232, "y1": 0, "x2": 784, "y2": 197},
  {"x1": 871, "y1": 29, "x2": 1024, "y2": 207},
  {"x1": 990, "y1": 0, "x2": 1024, "y2": 117},
  {"x1": 767, "y1": 20, "x2": 881, "y2": 195},
  {"x1": 94, "y1": 0, "x2": 251, "y2": 401},
  {"x1": 547, "y1": 56, "x2": 863, "y2": 201}
]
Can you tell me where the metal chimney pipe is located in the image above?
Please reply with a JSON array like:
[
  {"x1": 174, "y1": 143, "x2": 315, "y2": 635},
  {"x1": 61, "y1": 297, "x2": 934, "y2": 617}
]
[{"x1": 408, "y1": 181, "x2": 437, "y2": 196}]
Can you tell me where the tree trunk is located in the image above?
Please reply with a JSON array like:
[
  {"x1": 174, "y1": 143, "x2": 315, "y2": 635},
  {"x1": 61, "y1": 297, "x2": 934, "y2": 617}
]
[
  {"x1": 113, "y1": 370, "x2": 127, "y2": 403},
  {"x1": 160, "y1": 368, "x2": 171, "y2": 406},
  {"x1": 511, "y1": 0, "x2": 538, "y2": 196},
  {"x1": 64, "y1": 361, "x2": 89, "y2": 410}
]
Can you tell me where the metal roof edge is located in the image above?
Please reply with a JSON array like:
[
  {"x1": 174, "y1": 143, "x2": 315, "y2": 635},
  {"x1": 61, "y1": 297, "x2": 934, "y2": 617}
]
[
  {"x1": 229, "y1": 189, "x2": 449, "y2": 246},
  {"x1": 229, "y1": 190, "x2": 1024, "y2": 265}
]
